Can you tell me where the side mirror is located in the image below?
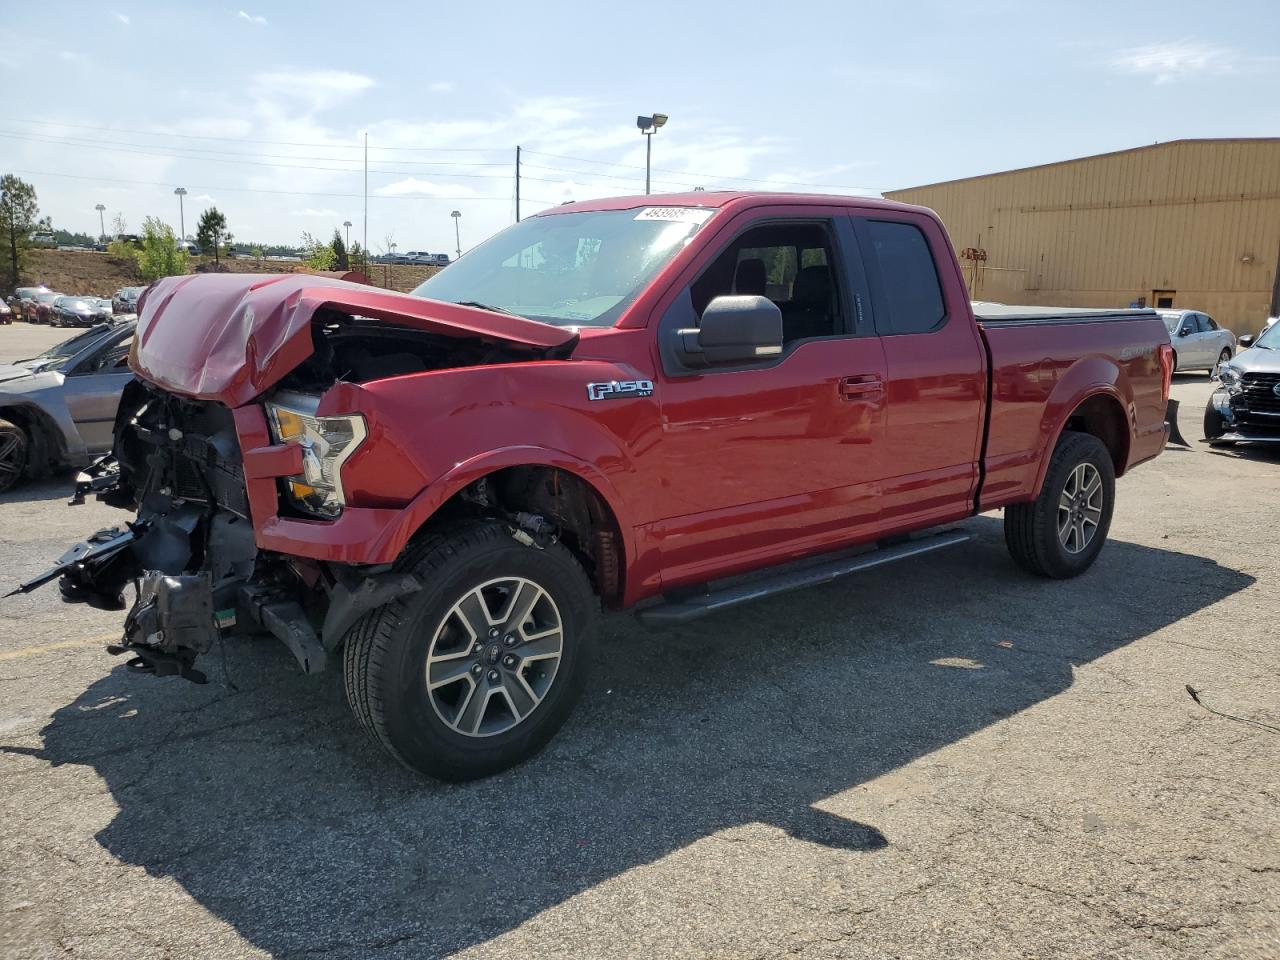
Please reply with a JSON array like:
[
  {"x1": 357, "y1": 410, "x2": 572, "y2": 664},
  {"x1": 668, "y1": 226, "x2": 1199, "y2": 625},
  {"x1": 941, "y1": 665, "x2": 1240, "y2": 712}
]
[
  {"x1": 677, "y1": 295, "x2": 783, "y2": 366},
  {"x1": 1177, "y1": 328, "x2": 1191, "y2": 337},
  {"x1": 1238, "y1": 334, "x2": 1255, "y2": 348}
]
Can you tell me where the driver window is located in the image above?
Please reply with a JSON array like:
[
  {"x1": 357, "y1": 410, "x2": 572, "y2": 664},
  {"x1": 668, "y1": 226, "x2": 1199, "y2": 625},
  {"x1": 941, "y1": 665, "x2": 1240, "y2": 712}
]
[{"x1": 689, "y1": 222, "x2": 843, "y2": 344}]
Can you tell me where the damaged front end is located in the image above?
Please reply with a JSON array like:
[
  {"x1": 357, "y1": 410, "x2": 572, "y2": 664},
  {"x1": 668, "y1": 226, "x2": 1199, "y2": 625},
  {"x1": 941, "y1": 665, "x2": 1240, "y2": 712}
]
[{"x1": 11, "y1": 383, "x2": 288, "y2": 681}]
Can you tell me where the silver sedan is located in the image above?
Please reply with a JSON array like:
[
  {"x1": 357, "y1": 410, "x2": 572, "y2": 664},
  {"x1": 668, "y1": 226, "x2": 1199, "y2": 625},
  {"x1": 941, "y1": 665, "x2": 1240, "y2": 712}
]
[{"x1": 1161, "y1": 310, "x2": 1236, "y2": 373}]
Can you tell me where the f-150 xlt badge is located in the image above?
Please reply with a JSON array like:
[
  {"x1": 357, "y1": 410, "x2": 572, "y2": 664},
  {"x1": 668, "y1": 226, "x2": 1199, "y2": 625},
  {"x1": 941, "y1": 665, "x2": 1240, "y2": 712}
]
[{"x1": 587, "y1": 379, "x2": 654, "y2": 401}]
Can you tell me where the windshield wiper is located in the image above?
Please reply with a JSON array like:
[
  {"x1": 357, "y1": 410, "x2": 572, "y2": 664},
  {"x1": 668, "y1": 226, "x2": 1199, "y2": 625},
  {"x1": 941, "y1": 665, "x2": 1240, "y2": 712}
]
[{"x1": 453, "y1": 300, "x2": 521, "y2": 317}]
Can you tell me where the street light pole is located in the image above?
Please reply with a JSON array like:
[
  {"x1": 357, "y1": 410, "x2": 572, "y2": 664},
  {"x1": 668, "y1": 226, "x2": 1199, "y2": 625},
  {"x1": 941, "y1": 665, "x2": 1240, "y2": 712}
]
[
  {"x1": 343, "y1": 220, "x2": 352, "y2": 250},
  {"x1": 173, "y1": 187, "x2": 187, "y2": 242},
  {"x1": 94, "y1": 203, "x2": 106, "y2": 242},
  {"x1": 451, "y1": 210, "x2": 462, "y2": 260},
  {"x1": 636, "y1": 113, "x2": 668, "y2": 195}
]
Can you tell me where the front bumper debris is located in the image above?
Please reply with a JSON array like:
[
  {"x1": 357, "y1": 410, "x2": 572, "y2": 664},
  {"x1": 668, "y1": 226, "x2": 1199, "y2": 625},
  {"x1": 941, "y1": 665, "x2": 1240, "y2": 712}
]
[{"x1": 114, "y1": 571, "x2": 218, "y2": 683}]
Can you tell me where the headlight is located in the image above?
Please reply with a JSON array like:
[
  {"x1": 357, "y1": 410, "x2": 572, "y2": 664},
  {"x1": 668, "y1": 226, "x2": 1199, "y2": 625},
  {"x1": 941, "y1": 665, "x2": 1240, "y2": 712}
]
[
  {"x1": 265, "y1": 395, "x2": 366, "y2": 518},
  {"x1": 1216, "y1": 365, "x2": 1243, "y2": 393}
]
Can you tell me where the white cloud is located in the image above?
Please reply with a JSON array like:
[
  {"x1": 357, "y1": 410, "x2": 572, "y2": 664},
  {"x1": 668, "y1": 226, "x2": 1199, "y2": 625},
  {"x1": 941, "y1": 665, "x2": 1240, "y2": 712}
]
[
  {"x1": 430, "y1": 81, "x2": 454, "y2": 93},
  {"x1": 1109, "y1": 41, "x2": 1233, "y2": 84},
  {"x1": 115, "y1": 12, "x2": 130, "y2": 25},
  {"x1": 290, "y1": 208, "x2": 340, "y2": 217},
  {"x1": 250, "y1": 69, "x2": 376, "y2": 114},
  {"x1": 238, "y1": 10, "x2": 267, "y2": 25},
  {"x1": 194, "y1": 194, "x2": 216, "y2": 203},
  {"x1": 376, "y1": 178, "x2": 478, "y2": 199}
]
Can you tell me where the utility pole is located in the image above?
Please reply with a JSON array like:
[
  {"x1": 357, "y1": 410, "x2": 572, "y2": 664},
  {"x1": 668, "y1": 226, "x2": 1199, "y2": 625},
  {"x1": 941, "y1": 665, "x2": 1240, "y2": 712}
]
[
  {"x1": 174, "y1": 186, "x2": 187, "y2": 242},
  {"x1": 515, "y1": 145, "x2": 521, "y2": 222},
  {"x1": 363, "y1": 132, "x2": 368, "y2": 260},
  {"x1": 94, "y1": 203, "x2": 106, "y2": 242}
]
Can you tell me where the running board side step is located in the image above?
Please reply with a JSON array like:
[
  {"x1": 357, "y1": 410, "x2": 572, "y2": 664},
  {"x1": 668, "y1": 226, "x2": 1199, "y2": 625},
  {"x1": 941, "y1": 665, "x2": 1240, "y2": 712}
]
[{"x1": 637, "y1": 529, "x2": 971, "y2": 626}]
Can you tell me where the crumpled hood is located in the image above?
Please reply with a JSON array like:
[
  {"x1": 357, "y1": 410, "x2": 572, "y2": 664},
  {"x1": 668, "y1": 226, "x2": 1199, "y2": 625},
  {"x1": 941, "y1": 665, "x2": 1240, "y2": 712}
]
[
  {"x1": 132, "y1": 273, "x2": 578, "y2": 407},
  {"x1": 1229, "y1": 346, "x2": 1280, "y2": 375}
]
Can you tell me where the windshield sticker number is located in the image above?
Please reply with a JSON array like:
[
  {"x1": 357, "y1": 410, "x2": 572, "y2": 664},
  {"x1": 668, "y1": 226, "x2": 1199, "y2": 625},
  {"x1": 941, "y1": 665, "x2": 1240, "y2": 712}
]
[{"x1": 633, "y1": 207, "x2": 713, "y2": 225}]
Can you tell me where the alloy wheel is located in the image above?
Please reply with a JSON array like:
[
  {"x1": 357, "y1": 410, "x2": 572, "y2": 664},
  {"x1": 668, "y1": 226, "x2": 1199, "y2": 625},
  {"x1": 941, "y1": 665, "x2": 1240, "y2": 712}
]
[
  {"x1": 0, "y1": 426, "x2": 27, "y2": 492},
  {"x1": 425, "y1": 577, "x2": 563, "y2": 738},
  {"x1": 1057, "y1": 462, "x2": 1103, "y2": 554}
]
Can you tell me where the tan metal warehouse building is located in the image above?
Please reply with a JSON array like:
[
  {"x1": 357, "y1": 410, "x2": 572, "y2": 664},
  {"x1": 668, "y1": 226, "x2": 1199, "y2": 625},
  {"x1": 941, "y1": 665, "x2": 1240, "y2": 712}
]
[{"x1": 885, "y1": 138, "x2": 1280, "y2": 335}]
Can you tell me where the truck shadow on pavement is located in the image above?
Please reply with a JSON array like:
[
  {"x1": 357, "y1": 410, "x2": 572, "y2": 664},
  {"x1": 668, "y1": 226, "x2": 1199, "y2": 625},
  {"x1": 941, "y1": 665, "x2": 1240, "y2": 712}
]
[{"x1": 13, "y1": 517, "x2": 1254, "y2": 958}]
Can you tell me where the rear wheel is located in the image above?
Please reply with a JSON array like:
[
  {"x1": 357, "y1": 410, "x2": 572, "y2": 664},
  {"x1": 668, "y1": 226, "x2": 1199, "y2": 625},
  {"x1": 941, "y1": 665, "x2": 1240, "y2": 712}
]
[
  {"x1": 0, "y1": 419, "x2": 29, "y2": 493},
  {"x1": 1004, "y1": 432, "x2": 1115, "y2": 578},
  {"x1": 343, "y1": 520, "x2": 598, "y2": 781}
]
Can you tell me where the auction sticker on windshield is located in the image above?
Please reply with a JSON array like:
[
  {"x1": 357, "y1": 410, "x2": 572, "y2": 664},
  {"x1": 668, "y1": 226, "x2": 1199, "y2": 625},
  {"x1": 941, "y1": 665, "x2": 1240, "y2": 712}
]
[{"x1": 633, "y1": 207, "x2": 714, "y2": 225}]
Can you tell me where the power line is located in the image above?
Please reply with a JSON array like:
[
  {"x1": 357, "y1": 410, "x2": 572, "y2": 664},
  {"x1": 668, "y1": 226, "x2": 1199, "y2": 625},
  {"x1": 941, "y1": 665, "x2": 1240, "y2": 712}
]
[
  {"x1": 8, "y1": 168, "x2": 533, "y2": 202},
  {"x1": 0, "y1": 128, "x2": 510, "y2": 168},
  {"x1": 522, "y1": 149, "x2": 883, "y2": 191},
  {"x1": 0, "y1": 131, "x2": 521, "y2": 180},
  {"x1": 1, "y1": 116, "x2": 507, "y2": 152}
]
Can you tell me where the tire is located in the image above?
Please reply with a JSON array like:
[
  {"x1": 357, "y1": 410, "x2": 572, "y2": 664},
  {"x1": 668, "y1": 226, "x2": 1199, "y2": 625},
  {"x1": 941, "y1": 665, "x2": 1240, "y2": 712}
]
[
  {"x1": 0, "y1": 419, "x2": 29, "y2": 494},
  {"x1": 1004, "y1": 431, "x2": 1115, "y2": 579},
  {"x1": 343, "y1": 519, "x2": 598, "y2": 781},
  {"x1": 1217, "y1": 348, "x2": 1232, "y2": 369},
  {"x1": 1171, "y1": 351, "x2": 1179, "y2": 373}
]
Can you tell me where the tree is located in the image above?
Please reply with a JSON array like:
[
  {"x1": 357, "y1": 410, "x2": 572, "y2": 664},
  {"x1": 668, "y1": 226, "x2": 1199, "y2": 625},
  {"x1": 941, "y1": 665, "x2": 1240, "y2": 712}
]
[
  {"x1": 349, "y1": 240, "x2": 367, "y2": 274},
  {"x1": 331, "y1": 228, "x2": 348, "y2": 270},
  {"x1": 111, "y1": 212, "x2": 128, "y2": 237},
  {"x1": 135, "y1": 217, "x2": 189, "y2": 282},
  {"x1": 300, "y1": 231, "x2": 336, "y2": 271},
  {"x1": 0, "y1": 175, "x2": 39, "y2": 290},
  {"x1": 195, "y1": 207, "x2": 230, "y2": 267}
]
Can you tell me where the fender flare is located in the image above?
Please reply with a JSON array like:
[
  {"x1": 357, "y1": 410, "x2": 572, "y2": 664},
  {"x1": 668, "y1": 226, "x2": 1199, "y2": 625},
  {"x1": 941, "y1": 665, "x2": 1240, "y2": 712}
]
[
  {"x1": 1030, "y1": 357, "x2": 1133, "y2": 497},
  {"x1": 365, "y1": 444, "x2": 637, "y2": 568}
]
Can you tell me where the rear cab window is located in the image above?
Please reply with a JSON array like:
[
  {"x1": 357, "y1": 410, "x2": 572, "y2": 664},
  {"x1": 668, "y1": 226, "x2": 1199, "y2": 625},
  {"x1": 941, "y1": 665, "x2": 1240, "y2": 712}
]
[{"x1": 855, "y1": 219, "x2": 946, "y2": 335}]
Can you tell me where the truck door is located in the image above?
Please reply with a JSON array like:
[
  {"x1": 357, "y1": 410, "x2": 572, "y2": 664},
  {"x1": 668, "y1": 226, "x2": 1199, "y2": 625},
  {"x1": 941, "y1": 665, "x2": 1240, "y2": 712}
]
[
  {"x1": 850, "y1": 214, "x2": 987, "y2": 531},
  {"x1": 653, "y1": 213, "x2": 886, "y2": 587}
]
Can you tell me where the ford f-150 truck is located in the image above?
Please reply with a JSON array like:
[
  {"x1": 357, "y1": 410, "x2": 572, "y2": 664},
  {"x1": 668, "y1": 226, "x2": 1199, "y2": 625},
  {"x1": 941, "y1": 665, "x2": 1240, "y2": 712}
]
[{"x1": 13, "y1": 192, "x2": 1174, "y2": 781}]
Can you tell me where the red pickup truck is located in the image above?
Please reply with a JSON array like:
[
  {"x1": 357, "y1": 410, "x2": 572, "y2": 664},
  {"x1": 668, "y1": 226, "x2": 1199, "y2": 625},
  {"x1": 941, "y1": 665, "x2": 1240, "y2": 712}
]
[{"x1": 19, "y1": 192, "x2": 1174, "y2": 780}]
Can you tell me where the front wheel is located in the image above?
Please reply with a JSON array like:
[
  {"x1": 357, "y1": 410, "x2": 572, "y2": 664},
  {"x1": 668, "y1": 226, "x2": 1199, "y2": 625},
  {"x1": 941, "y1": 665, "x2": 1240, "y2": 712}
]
[
  {"x1": 0, "y1": 419, "x2": 29, "y2": 493},
  {"x1": 1216, "y1": 348, "x2": 1232, "y2": 369},
  {"x1": 343, "y1": 520, "x2": 598, "y2": 781},
  {"x1": 1004, "y1": 432, "x2": 1116, "y2": 578}
]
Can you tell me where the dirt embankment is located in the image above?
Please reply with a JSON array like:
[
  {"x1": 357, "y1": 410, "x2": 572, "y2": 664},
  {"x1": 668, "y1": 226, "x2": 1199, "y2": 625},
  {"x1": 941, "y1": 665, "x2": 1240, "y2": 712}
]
[{"x1": 20, "y1": 250, "x2": 441, "y2": 298}]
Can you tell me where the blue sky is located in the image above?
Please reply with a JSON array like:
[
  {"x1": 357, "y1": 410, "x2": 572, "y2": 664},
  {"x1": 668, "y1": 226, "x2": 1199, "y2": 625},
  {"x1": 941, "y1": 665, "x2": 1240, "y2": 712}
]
[{"x1": 2, "y1": 0, "x2": 1277, "y2": 252}]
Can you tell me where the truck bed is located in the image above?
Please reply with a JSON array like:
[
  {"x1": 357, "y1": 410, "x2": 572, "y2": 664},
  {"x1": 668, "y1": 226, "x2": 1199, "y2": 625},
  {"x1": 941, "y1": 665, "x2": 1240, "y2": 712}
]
[{"x1": 975, "y1": 307, "x2": 1170, "y2": 511}]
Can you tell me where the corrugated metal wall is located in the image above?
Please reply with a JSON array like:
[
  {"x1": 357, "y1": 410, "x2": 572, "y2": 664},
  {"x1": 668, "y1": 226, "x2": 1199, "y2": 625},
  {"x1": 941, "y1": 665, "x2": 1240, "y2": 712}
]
[{"x1": 885, "y1": 139, "x2": 1280, "y2": 334}]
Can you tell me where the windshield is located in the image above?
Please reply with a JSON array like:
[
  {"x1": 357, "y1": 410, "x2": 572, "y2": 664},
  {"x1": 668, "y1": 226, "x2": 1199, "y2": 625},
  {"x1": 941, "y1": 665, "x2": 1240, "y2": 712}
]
[
  {"x1": 411, "y1": 207, "x2": 715, "y2": 327},
  {"x1": 19, "y1": 325, "x2": 112, "y2": 369},
  {"x1": 1255, "y1": 322, "x2": 1280, "y2": 349}
]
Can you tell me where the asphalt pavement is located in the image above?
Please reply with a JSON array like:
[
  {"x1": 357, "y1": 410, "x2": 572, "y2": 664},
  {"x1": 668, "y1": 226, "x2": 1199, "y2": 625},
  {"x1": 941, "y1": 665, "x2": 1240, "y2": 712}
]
[{"x1": 0, "y1": 324, "x2": 1276, "y2": 959}]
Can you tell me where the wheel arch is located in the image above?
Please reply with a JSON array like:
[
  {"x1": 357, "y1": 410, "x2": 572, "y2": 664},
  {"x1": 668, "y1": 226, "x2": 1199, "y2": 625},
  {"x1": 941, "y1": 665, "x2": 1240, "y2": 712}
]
[
  {"x1": 369, "y1": 447, "x2": 634, "y2": 607},
  {"x1": 1032, "y1": 367, "x2": 1133, "y2": 499},
  {"x1": 0, "y1": 401, "x2": 68, "y2": 477}
]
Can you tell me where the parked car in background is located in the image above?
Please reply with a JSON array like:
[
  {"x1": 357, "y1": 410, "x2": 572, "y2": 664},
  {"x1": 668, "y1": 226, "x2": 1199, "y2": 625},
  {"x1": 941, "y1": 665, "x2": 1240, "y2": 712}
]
[
  {"x1": 11, "y1": 286, "x2": 50, "y2": 319},
  {"x1": 26, "y1": 291, "x2": 64, "y2": 324},
  {"x1": 1204, "y1": 319, "x2": 1280, "y2": 446},
  {"x1": 0, "y1": 301, "x2": 11, "y2": 325},
  {"x1": 403, "y1": 251, "x2": 450, "y2": 265},
  {"x1": 1160, "y1": 309, "x2": 1235, "y2": 373},
  {"x1": 176, "y1": 240, "x2": 202, "y2": 255},
  {"x1": 29, "y1": 232, "x2": 56, "y2": 248},
  {"x1": 51, "y1": 297, "x2": 102, "y2": 328},
  {"x1": 112, "y1": 286, "x2": 145, "y2": 314},
  {"x1": 86, "y1": 298, "x2": 115, "y2": 322},
  {"x1": 0, "y1": 320, "x2": 136, "y2": 492}
]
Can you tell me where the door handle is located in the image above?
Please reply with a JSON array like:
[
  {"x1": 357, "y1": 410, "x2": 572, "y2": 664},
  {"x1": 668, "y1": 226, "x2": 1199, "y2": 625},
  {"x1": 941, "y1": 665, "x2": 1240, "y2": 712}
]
[{"x1": 839, "y1": 375, "x2": 883, "y2": 400}]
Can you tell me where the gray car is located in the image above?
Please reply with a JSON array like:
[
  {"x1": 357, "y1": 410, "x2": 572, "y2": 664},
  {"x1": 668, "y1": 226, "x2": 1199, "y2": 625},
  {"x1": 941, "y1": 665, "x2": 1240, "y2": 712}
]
[
  {"x1": 1160, "y1": 309, "x2": 1236, "y2": 373},
  {"x1": 1203, "y1": 320, "x2": 1280, "y2": 445},
  {"x1": 0, "y1": 321, "x2": 136, "y2": 493}
]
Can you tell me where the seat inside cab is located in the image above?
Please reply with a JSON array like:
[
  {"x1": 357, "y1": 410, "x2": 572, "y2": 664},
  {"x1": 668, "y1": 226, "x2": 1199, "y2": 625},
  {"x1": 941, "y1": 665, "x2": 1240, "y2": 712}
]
[{"x1": 690, "y1": 222, "x2": 841, "y2": 345}]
